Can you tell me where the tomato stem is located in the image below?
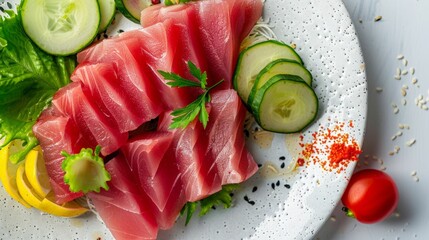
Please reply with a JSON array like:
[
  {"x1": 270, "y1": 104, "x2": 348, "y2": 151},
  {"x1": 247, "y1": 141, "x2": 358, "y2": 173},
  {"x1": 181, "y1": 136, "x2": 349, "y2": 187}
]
[{"x1": 342, "y1": 206, "x2": 356, "y2": 219}]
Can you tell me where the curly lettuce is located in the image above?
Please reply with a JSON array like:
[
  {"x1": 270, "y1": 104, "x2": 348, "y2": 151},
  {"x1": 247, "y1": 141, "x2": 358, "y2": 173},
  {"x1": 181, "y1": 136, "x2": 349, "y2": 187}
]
[{"x1": 0, "y1": 11, "x2": 76, "y2": 163}]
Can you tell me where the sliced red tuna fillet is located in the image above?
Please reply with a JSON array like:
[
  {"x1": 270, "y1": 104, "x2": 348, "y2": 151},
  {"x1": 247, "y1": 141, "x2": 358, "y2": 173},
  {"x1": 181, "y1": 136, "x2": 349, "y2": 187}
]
[
  {"x1": 71, "y1": 62, "x2": 144, "y2": 133},
  {"x1": 88, "y1": 154, "x2": 158, "y2": 240},
  {"x1": 121, "y1": 132, "x2": 187, "y2": 229},
  {"x1": 204, "y1": 89, "x2": 258, "y2": 184},
  {"x1": 78, "y1": 22, "x2": 198, "y2": 110},
  {"x1": 33, "y1": 106, "x2": 85, "y2": 204},
  {"x1": 157, "y1": 110, "x2": 222, "y2": 202},
  {"x1": 52, "y1": 82, "x2": 128, "y2": 156},
  {"x1": 140, "y1": 0, "x2": 263, "y2": 89}
]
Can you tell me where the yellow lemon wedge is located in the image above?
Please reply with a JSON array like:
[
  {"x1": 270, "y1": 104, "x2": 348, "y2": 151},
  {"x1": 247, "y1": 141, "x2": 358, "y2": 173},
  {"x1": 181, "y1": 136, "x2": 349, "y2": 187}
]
[
  {"x1": 16, "y1": 164, "x2": 43, "y2": 208},
  {"x1": 0, "y1": 143, "x2": 31, "y2": 208},
  {"x1": 39, "y1": 191, "x2": 88, "y2": 218},
  {"x1": 24, "y1": 148, "x2": 51, "y2": 198}
]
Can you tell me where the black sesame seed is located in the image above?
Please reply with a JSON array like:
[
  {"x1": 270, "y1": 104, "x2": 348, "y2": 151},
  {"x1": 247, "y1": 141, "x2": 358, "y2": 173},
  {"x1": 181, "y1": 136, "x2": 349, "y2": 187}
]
[
  {"x1": 212, "y1": 206, "x2": 216, "y2": 210},
  {"x1": 7, "y1": 2, "x2": 12, "y2": 9},
  {"x1": 244, "y1": 195, "x2": 249, "y2": 202},
  {"x1": 244, "y1": 129, "x2": 250, "y2": 138},
  {"x1": 103, "y1": 33, "x2": 109, "y2": 39},
  {"x1": 0, "y1": 7, "x2": 4, "y2": 12},
  {"x1": 252, "y1": 186, "x2": 258, "y2": 192},
  {"x1": 284, "y1": 184, "x2": 291, "y2": 189},
  {"x1": 276, "y1": 180, "x2": 280, "y2": 186},
  {"x1": 229, "y1": 193, "x2": 234, "y2": 197},
  {"x1": 257, "y1": 163, "x2": 262, "y2": 168},
  {"x1": 279, "y1": 156, "x2": 286, "y2": 160},
  {"x1": 249, "y1": 201, "x2": 256, "y2": 206},
  {"x1": 118, "y1": 29, "x2": 125, "y2": 33},
  {"x1": 271, "y1": 183, "x2": 275, "y2": 190},
  {"x1": 280, "y1": 162, "x2": 285, "y2": 169}
]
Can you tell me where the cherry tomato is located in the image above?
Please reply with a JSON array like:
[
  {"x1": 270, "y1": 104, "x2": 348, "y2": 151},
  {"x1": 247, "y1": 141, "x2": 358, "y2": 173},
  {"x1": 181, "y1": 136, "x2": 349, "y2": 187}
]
[{"x1": 341, "y1": 169, "x2": 399, "y2": 224}]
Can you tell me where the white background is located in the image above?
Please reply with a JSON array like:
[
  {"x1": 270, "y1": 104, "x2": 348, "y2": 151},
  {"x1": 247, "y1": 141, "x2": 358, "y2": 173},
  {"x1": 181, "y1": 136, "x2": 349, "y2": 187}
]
[{"x1": 316, "y1": 0, "x2": 429, "y2": 239}]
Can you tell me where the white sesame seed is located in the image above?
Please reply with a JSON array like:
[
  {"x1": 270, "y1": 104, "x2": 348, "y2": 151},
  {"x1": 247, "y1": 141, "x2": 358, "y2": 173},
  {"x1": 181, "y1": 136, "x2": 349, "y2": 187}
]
[
  {"x1": 397, "y1": 54, "x2": 404, "y2": 60},
  {"x1": 389, "y1": 151, "x2": 395, "y2": 156},
  {"x1": 380, "y1": 166, "x2": 387, "y2": 171},
  {"x1": 418, "y1": 95, "x2": 424, "y2": 100},
  {"x1": 376, "y1": 87, "x2": 383, "y2": 92},
  {"x1": 401, "y1": 89, "x2": 407, "y2": 96},
  {"x1": 399, "y1": 124, "x2": 405, "y2": 129},
  {"x1": 393, "y1": 108, "x2": 399, "y2": 114},
  {"x1": 406, "y1": 139, "x2": 416, "y2": 147},
  {"x1": 415, "y1": 98, "x2": 419, "y2": 105},
  {"x1": 394, "y1": 212, "x2": 401, "y2": 218},
  {"x1": 396, "y1": 68, "x2": 402, "y2": 76},
  {"x1": 394, "y1": 146, "x2": 400, "y2": 153},
  {"x1": 402, "y1": 70, "x2": 408, "y2": 75},
  {"x1": 403, "y1": 59, "x2": 408, "y2": 66},
  {"x1": 404, "y1": 124, "x2": 410, "y2": 130},
  {"x1": 378, "y1": 159, "x2": 384, "y2": 165},
  {"x1": 394, "y1": 75, "x2": 401, "y2": 80},
  {"x1": 391, "y1": 135, "x2": 397, "y2": 141},
  {"x1": 402, "y1": 99, "x2": 407, "y2": 106},
  {"x1": 422, "y1": 105, "x2": 429, "y2": 111},
  {"x1": 412, "y1": 78, "x2": 418, "y2": 84},
  {"x1": 396, "y1": 131, "x2": 403, "y2": 136},
  {"x1": 411, "y1": 171, "x2": 417, "y2": 176},
  {"x1": 330, "y1": 216, "x2": 336, "y2": 222},
  {"x1": 374, "y1": 15, "x2": 382, "y2": 22},
  {"x1": 402, "y1": 85, "x2": 409, "y2": 89},
  {"x1": 410, "y1": 68, "x2": 415, "y2": 75},
  {"x1": 414, "y1": 176, "x2": 420, "y2": 182}
]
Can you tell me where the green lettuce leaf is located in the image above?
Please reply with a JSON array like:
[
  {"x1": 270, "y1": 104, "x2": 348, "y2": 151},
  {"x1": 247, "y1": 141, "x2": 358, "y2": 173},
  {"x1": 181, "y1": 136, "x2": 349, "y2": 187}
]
[
  {"x1": 180, "y1": 184, "x2": 239, "y2": 225},
  {"x1": 0, "y1": 11, "x2": 76, "y2": 163}
]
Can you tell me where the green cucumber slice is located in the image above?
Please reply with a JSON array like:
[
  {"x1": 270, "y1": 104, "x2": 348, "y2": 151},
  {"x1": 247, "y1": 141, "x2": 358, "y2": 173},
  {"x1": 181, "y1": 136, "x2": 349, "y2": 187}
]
[
  {"x1": 116, "y1": 0, "x2": 153, "y2": 23},
  {"x1": 247, "y1": 59, "x2": 312, "y2": 106},
  {"x1": 252, "y1": 74, "x2": 318, "y2": 133},
  {"x1": 20, "y1": 0, "x2": 101, "y2": 56},
  {"x1": 233, "y1": 40, "x2": 303, "y2": 103},
  {"x1": 98, "y1": 0, "x2": 116, "y2": 33}
]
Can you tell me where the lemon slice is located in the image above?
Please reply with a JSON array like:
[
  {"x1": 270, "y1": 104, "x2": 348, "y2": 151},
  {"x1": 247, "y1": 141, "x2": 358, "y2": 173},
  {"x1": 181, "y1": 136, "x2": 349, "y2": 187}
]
[
  {"x1": 0, "y1": 143, "x2": 31, "y2": 208},
  {"x1": 24, "y1": 148, "x2": 51, "y2": 198},
  {"x1": 16, "y1": 164, "x2": 43, "y2": 208},
  {"x1": 39, "y1": 192, "x2": 88, "y2": 218}
]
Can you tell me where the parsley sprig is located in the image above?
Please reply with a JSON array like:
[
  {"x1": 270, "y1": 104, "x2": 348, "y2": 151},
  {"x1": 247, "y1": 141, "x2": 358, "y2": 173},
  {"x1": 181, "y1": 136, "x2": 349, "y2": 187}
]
[{"x1": 158, "y1": 61, "x2": 223, "y2": 129}]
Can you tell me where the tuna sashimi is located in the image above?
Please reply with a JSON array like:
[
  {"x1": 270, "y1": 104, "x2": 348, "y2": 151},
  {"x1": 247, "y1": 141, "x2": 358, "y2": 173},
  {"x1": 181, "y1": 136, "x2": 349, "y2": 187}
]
[
  {"x1": 140, "y1": 0, "x2": 263, "y2": 89},
  {"x1": 121, "y1": 132, "x2": 187, "y2": 229},
  {"x1": 78, "y1": 22, "x2": 199, "y2": 109},
  {"x1": 88, "y1": 154, "x2": 158, "y2": 240},
  {"x1": 52, "y1": 82, "x2": 128, "y2": 156},
  {"x1": 71, "y1": 62, "x2": 143, "y2": 132},
  {"x1": 205, "y1": 89, "x2": 258, "y2": 184},
  {"x1": 32, "y1": 107, "x2": 85, "y2": 204}
]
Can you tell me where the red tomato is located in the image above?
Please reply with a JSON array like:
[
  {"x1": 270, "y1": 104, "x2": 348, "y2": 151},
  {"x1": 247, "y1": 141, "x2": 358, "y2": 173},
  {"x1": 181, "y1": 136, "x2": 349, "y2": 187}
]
[{"x1": 341, "y1": 169, "x2": 399, "y2": 224}]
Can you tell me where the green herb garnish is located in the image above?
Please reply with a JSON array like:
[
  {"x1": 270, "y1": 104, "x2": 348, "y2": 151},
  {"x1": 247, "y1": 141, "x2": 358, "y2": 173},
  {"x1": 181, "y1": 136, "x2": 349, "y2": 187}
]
[
  {"x1": 180, "y1": 184, "x2": 239, "y2": 225},
  {"x1": 0, "y1": 11, "x2": 76, "y2": 163},
  {"x1": 164, "y1": 0, "x2": 194, "y2": 6},
  {"x1": 61, "y1": 146, "x2": 111, "y2": 193},
  {"x1": 158, "y1": 61, "x2": 223, "y2": 129}
]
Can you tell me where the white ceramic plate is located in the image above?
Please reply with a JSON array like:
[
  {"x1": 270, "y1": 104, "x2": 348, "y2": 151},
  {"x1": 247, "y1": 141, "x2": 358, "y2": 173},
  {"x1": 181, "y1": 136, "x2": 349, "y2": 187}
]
[{"x1": 0, "y1": 0, "x2": 366, "y2": 239}]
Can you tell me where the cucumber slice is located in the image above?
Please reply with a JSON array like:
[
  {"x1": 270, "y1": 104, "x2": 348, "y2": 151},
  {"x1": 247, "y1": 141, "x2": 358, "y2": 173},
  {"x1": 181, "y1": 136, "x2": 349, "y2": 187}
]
[
  {"x1": 98, "y1": 0, "x2": 116, "y2": 33},
  {"x1": 252, "y1": 74, "x2": 318, "y2": 133},
  {"x1": 247, "y1": 59, "x2": 312, "y2": 106},
  {"x1": 233, "y1": 40, "x2": 303, "y2": 103},
  {"x1": 20, "y1": 0, "x2": 101, "y2": 56},
  {"x1": 116, "y1": 0, "x2": 153, "y2": 23}
]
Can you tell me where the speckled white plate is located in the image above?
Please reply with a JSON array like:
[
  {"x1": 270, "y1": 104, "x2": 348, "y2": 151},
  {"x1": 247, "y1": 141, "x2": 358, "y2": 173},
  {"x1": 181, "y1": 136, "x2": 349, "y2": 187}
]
[{"x1": 0, "y1": 0, "x2": 366, "y2": 239}]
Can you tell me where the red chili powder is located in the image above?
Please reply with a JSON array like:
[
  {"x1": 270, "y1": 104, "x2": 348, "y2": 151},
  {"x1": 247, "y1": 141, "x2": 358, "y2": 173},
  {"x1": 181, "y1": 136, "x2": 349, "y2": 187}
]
[{"x1": 298, "y1": 121, "x2": 362, "y2": 173}]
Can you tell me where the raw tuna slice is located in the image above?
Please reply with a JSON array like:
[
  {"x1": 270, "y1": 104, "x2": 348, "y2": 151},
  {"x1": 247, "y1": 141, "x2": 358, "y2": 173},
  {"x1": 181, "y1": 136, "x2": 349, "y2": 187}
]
[
  {"x1": 52, "y1": 82, "x2": 128, "y2": 156},
  {"x1": 121, "y1": 132, "x2": 187, "y2": 229},
  {"x1": 204, "y1": 89, "x2": 258, "y2": 184},
  {"x1": 33, "y1": 106, "x2": 85, "y2": 204},
  {"x1": 157, "y1": 110, "x2": 222, "y2": 202},
  {"x1": 78, "y1": 22, "x2": 198, "y2": 110},
  {"x1": 140, "y1": 0, "x2": 263, "y2": 89},
  {"x1": 71, "y1": 62, "x2": 144, "y2": 132},
  {"x1": 88, "y1": 154, "x2": 158, "y2": 240}
]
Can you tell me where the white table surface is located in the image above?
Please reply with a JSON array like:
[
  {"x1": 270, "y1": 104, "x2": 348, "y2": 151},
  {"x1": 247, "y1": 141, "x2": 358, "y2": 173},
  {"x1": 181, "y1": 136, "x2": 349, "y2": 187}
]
[{"x1": 315, "y1": 0, "x2": 429, "y2": 239}]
